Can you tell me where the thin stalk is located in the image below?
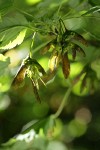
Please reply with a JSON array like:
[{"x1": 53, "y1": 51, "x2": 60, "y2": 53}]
[
  {"x1": 52, "y1": 86, "x2": 72, "y2": 119},
  {"x1": 16, "y1": 8, "x2": 34, "y2": 19},
  {"x1": 62, "y1": 15, "x2": 100, "y2": 20},
  {"x1": 29, "y1": 32, "x2": 36, "y2": 58}
]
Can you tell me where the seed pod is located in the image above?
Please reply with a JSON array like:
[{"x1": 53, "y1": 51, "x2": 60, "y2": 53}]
[
  {"x1": 31, "y1": 79, "x2": 41, "y2": 103},
  {"x1": 72, "y1": 45, "x2": 86, "y2": 60},
  {"x1": 74, "y1": 34, "x2": 88, "y2": 46},
  {"x1": 48, "y1": 51, "x2": 60, "y2": 72},
  {"x1": 35, "y1": 61, "x2": 46, "y2": 76},
  {"x1": 29, "y1": 58, "x2": 46, "y2": 76},
  {"x1": 62, "y1": 52, "x2": 70, "y2": 79},
  {"x1": 76, "y1": 45, "x2": 86, "y2": 57},
  {"x1": 72, "y1": 48, "x2": 76, "y2": 60},
  {"x1": 12, "y1": 64, "x2": 27, "y2": 89}
]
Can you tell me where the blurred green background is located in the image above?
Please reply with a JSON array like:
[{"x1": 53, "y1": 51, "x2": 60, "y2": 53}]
[{"x1": 0, "y1": 0, "x2": 100, "y2": 150}]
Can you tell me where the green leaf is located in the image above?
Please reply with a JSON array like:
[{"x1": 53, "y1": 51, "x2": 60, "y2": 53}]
[
  {"x1": 82, "y1": 6, "x2": 100, "y2": 16},
  {"x1": 32, "y1": 137, "x2": 48, "y2": 150},
  {"x1": 0, "y1": 13, "x2": 28, "y2": 30},
  {"x1": 89, "y1": 0, "x2": 100, "y2": 6},
  {"x1": 47, "y1": 141, "x2": 68, "y2": 150},
  {"x1": 91, "y1": 58, "x2": 100, "y2": 79},
  {"x1": 8, "y1": 141, "x2": 29, "y2": 150},
  {"x1": 0, "y1": 28, "x2": 27, "y2": 49},
  {"x1": 0, "y1": 13, "x2": 28, "y2": 50},
  {"x1": 1, "y1": 139, "x2": 16, "y2": 147},
  {"x1": 0, "y1": 75, "x2": 11, "y2": 92},
  {"x1": 0, "y1": 14, "x2": 1, "y2": 22},
  {"x1": 0, "y1": 54, "x2": 11, "y2": 92},
  {"x1": 0, "y1": 54, "x2": 10, "y2": 75},
  {"x1": 0, "y1": 0, "x2": 13, "y2": 15},
  {"x1": 83, "y1": 16, "x2": 100, "y2": 40},
  {"x1": 22, "y1": 118, "x2": 48, "y2": 134}
]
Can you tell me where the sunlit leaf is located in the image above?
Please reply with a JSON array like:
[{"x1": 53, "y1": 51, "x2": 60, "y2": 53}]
[
  {"x1": 91, "y1": 58, "x2": 100, "y2": 79},
  {"x1": 22, "y1": 119, "x2": 48, "y2": 134},
  {"x1": 0, "y1": 12, "x2": 28, "y2": 50},
  {"x1": 0, "y1": 54, "x2": 10, "y2": 72},
  {"x1": 0, "y1": 75, "x2": 11, "y2": 92},
  {"x1": 0, "y1": 28, "x2": 27, "y2": 49},
  {"x1": 26, "y1": 0, "x2": 42, "y2": 5},
  {"x1": 82, "y1": 6, "x2": 100, "y2": 16},
  {"x1": 0, "y1": 55, "x2": 11, "y2": 92}
]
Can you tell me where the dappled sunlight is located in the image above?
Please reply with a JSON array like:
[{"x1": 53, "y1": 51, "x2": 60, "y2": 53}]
[
  {"x1": 0, "y1": 95, "x2": 11, "y2": 111},
  {"x1": 38, "y1": 57, "x2": 49, "y2": 71},
  {"x1": 25, "y1": 0, "x2": 42, "y2": 5},
  {"x1": 70, "y1": 62, "x2": 84, "y2": 78},
  {"x1": 5, "y1": 50, "x2": 23, "y2": 68},
  {"x1": 67, "y1": 118, "x2": 87, "y2": 138},
  {"x1": 0, "y1": 0, "x2": 100, "y2": 149},
  {"x1": 75, "y1": 107, "x2": 92, "y2": 125},
  {"x1": 50, "y1": 93, "x2": 64, "y2": 112},
  {"x1": 0, "y1": 75, "x2": 11, "y2": 92},
  {"x1": 5, "y1": 49, "x2": 28, "y2": 68},
  {"x1": 72, "y1": 73, "x2": 91, "y2": 96}
]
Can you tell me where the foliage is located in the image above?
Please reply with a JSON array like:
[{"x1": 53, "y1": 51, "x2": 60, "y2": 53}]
[{"x1": 0, "y1": 0, "x2": 100, "y2": 150}]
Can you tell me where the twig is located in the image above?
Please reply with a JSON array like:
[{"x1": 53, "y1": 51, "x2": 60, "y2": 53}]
[{"x1": 51, "y1": 86, "x2": 72, "y2": 119}]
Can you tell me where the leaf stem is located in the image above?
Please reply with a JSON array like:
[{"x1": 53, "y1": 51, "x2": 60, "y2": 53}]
[
  {"x1": 16, "y1": 8, "x2": 34, "y2": 19},
  {"x1": 29, "y1": 32, "x2": 36, "y2": 58},
  {"x1": 51, "y1": 86, "x2": 72, "y2": 119}
]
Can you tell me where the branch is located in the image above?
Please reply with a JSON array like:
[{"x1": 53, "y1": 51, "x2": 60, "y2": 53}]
[{"x1": 51, "y1": 86, "x2": 72, "y2": 119}]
